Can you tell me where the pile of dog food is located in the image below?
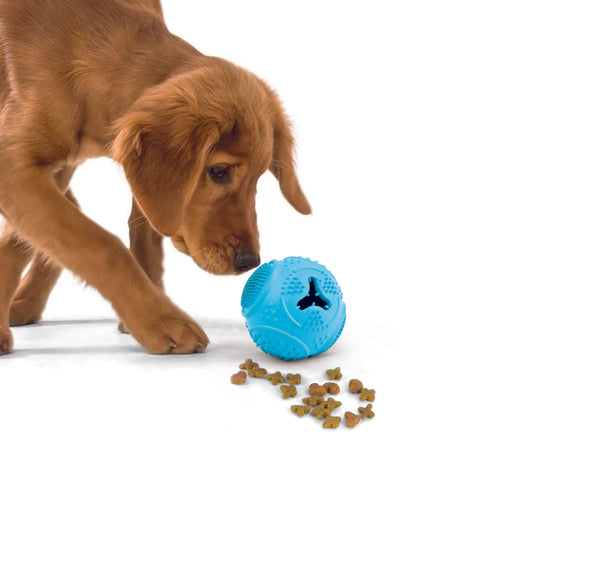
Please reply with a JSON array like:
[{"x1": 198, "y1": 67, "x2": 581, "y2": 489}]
[{"x1": 231, "y1": 360, "x2": 376, "y2": 429}]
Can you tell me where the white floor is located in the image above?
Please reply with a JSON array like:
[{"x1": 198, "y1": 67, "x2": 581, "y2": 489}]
[
  {"x1": 1, "y1": 307, "x2": 401, "y2": 586},
  {"x1": 2, "y1": 282, "x2": 599, "y2": 585}
]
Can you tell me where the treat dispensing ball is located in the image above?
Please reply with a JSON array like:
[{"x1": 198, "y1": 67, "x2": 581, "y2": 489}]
[{"x1": 241, "y1": 256, "x2": 346, "y2": 360}]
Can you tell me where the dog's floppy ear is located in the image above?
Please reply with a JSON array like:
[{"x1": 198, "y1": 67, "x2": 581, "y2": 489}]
[
  {"x1": 264, "y1": 89, "x2": 311, "y2": 215},
  {"x1": 112, "y1": 102, "x2": 220, "y2": 236}
]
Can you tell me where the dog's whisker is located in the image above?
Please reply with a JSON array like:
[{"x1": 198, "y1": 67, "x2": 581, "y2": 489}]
[
  {"x1": 127, "y1": 215, "x2": 150, "y2": 229},
  {"x1": 187, "y1": 245, "x2": 216, "y2": 271}
]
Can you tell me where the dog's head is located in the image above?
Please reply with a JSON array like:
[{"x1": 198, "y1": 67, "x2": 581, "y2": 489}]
[{"x1": 112, "y1": 59, "x2": 310, "y2": 275}]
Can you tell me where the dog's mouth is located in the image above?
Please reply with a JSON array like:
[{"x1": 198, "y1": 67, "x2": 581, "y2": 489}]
[
  {"x1": 192, "y1": 251, "x2": 234, "y2": 275},
  {"x1": 171, "y1": 236, "x2": 235, "y2": 275},
  {"x1": 171, "y1": 235, "x2": 190, "y2": 255}
]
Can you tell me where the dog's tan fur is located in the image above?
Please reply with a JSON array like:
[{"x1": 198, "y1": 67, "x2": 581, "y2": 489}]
[{"x1": 0, "y1": 0, "x2": 309, "y2": 355}]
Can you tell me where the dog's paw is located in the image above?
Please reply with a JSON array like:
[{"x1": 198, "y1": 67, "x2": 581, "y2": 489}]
[
  {"x1": 9, "y1": 297, "x2": 43, "y2": 326},
  {"x1": 0, "y1": 325, "x2": 13, "y2": 356},
  {"x1": 123, "y1": 300, "x2": 209, "y2": 355},
  {"x1": 117, "y1": 321, "x2": 129, "y2": 334}
]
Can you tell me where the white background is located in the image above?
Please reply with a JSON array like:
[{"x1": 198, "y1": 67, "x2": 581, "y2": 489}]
[{"x1": 1, "y1": 1, "x2": 600, "y2": 584}]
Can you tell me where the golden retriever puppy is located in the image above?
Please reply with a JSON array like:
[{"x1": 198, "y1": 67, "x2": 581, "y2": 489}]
[{"x1": 0, "y1": 0, "x2": 310, "y2": 355}]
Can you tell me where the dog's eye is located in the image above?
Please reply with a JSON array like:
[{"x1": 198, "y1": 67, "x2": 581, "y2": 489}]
[{"x1": 209, "y1": 165, "x2": 232, "y2": 185}]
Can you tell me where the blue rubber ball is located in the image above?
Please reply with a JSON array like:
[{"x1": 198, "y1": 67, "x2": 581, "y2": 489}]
[{"x1": 241, "y1": 256, "x2": 346, "y2": 360}]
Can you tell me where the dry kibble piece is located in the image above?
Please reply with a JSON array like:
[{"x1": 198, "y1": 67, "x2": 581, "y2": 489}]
[
  {"x1": 326, "y1": 367, "x2": 342, "y2": 380},
  {"x1": 358, "y1": 403, "x2": 375, "y2": 419},
  {"x1": 302, "y1": 396, "x2": 324, "y2": 407},
  {"x1": 266, "y1": 371, "x2": 286, "y2": 385},
  {"x1": 230, "y1": 371, "x2": 247, "y2": 385},
  {"x1": 308, "y1": 383, "x2": 327, "y2": 397},
  {"x1": 344, "y1": 411, "x2": 360, "y2": 428},
  {"x1": 322, "y1": 416, "x2": 342, "y2": 429},
  {"x1": 286, "y1": 373, "x2": 302, "y2": 385},
  {"x1": 280, "y1": 384, "x2": 297, "y2": 399},
  {"x1": 322, "y1": 397, "x2": 342, "y2": 411},
  {"x1": 311, "y1": 404, "x2": 332, "y2": 420},
  {"x1": 349, "y1": 379, "x2": 363, "y2": 394},
  {"x1": 239, "y1": 359, "x2": 258, "y2": 371},
  {"x1": 291, "y1": 405, "x2": 311, "y2": 417},
  {"x1": 359, "y1": 389, "x2": 376, "y2": 402},
  {"x1": 323, "y1": 382, "x2": 340, "y2": 395},
  {"x1": 248, "y1": 367, "x2": 267, "y2": 378}
]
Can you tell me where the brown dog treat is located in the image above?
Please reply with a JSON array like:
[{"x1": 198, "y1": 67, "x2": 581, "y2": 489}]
[
  {"x1": 280, "y1": 384, "x2": 297, "y2": 399},
  {"x1": 230, "y1": 371, "x2": 247, "y2": 385},
  {"x1": 286, "y1": 373, "x2": 302, "y2": 385},
  {"x1": 266, "y1": 371, "x2": 286, "y2": 385},
  {"x1": 349, "y1": 379, "x2": 363, "y2": 394},
  {"x1": 308, "y1": 383, "x2": 327, "y2": 397},
  {"x1": 322, "y1": 416, "x2": 342, "y2": 429},
  {"x1": 248, "y1": 367, "x2": 267, "y2": 378},
  {"x1": 302, "y1": 396, "x2": 324, "y2": 407},
  {"x1": 358, "y1": 403, "x2": 375, "y2": 419},
  {"x1": 326, "y1": 367, "x2": 342, "y2": 380},
  {"x1": 291, "y1": 405, "x2": 311, "y2": 417},
  {"x1": 359, "y1": 389, "x2": 376, "y2": 402},
  {"x1": 322, "y1": 397, "x2": 342, "y2": 411},
  {"x1": 239, "y1": 359, "x2": 258, "y2": 371},
  {"x1": 311, "y1": 404, "x2": 331, "y2": 420},
  {"x1": 344, "y1": 411, "x2": 360, "y2": 428},
  {"x1": 323, "y1": 382, "x2": 340, "y2": 395}
]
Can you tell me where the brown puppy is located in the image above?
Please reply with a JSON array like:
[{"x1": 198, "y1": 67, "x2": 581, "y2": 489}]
[{"x1": 0, "y1": 0, "x2": 310, "y2": 355}]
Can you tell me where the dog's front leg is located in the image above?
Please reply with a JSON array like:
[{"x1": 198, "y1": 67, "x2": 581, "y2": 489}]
[
  {"x1": 118, "y1": 199, "x2": 165, "y2": 333},
  {"x1": 0, "y1": 162, "x2": 209, "y2": 354},
  {"x1": 127, "y1": 199, "x2": 165, "y2": 290}
]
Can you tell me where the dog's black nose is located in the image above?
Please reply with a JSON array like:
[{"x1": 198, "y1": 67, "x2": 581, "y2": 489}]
[{"x1": 234, "y1": 251, "x2": 261, "y2": 274}]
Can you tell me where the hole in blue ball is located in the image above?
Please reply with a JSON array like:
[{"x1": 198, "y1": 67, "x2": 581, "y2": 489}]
[{"x1": 297, "y1": 277, "x2": 330, "y2": 310}]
